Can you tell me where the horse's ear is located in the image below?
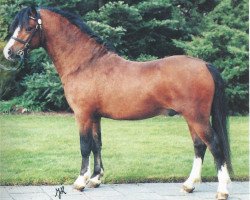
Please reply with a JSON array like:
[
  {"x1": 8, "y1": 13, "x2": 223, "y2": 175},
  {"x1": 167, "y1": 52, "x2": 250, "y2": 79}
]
[{"x1": 30, "y1": 6, "x2": 37, "y2": 17}]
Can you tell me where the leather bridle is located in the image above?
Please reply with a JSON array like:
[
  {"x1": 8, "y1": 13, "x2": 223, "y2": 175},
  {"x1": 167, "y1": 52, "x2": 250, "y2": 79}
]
[{"x1": 11, "y1": 11, "x2": 43, "y2": 59}]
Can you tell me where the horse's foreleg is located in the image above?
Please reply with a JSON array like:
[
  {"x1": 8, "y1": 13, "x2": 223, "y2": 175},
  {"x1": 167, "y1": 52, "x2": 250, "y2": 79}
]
[
  {"x1": 87, "y1": 119, "x2": 104, "y2": 188},
  {"x1": 183, "y1": 125, "x2": 207, "y2": 193},
  {"x1": 73, "y1": 119, "x2": 93, "y2": 191}
]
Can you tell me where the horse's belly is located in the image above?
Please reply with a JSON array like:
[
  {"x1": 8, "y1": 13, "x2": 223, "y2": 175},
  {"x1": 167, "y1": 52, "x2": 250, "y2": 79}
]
[
  {"x1": 99, "y1": 97, "x2": 165, "y2": 120},
  {"x1": 101, "y1": 109, "x2": 160, "y2": 120}
]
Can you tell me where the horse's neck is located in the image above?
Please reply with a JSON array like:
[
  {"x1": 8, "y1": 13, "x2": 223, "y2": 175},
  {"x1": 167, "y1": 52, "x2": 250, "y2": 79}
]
[{"x1": 41, "y1": 9, "x2": 111, "y2": 80}]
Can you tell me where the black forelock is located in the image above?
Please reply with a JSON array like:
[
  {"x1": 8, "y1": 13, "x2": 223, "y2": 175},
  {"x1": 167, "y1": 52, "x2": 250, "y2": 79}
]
[{"x1": 10, "y1": 7, "x2": 33, "y2": 34}]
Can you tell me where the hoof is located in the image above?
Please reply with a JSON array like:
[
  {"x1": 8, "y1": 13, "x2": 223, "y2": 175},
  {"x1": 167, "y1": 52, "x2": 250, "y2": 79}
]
[
  {"x1": 73, "y1": 175, "x2": 89, "y2": 191},
  {"x1": 87, "y1": 175, "x2": 102, "y2": 188},
  {"x1": 216, "y1": 192, "x2": 229, "y2": 200},
  {"x1": 182, "y1": 185, "x2": 195, "y2": 193},
  {"x1": 73, "y1": 182, "x2": 86, "y2": 191},
  {"x1": 87, "y1": 178, "x2": 101, "y2": 188}
]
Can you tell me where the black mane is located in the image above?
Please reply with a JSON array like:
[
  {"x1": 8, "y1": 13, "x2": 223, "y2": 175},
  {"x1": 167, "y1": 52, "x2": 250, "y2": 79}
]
[{"x1": 10, "y1": 6, "x2": 115, "y2": 51}]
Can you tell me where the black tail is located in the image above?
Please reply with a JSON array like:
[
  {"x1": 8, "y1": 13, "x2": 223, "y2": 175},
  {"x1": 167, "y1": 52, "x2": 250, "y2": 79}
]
[{"x1": 207, "y1": 64, "x2": 233, "y2": 173}]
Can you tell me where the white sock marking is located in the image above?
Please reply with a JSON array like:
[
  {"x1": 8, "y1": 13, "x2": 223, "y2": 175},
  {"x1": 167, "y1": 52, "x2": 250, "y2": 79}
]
[
  {"x1": 183, "y1": 157, "x2": 202, "y2": 189},
  {"x1": 217, "y1": 164, "x2": 231, "y2": 194},
  {"x1": 73, "y1": 157, "x2": 91, "y2": 190}
]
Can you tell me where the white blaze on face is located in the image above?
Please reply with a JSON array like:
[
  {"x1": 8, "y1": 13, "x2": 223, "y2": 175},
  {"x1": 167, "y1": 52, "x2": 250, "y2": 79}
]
[{"x1": 3, "y1": 26, "x2": 21, "y2": 60}]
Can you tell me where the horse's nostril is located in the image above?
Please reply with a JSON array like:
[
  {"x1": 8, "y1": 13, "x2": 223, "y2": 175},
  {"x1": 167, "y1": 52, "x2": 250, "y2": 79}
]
[{"x1": 7, "y1": 49, "x2": 12, "y2": 56}]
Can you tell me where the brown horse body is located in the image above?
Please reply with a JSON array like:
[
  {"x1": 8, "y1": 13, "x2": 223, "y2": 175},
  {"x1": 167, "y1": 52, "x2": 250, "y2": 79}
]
[
  {"x1": 41, "y1": 9, "x2": 213, "y2": 122},
  {"x1": 67, "y1": 55, "x2": 213, "y2": 121},
  {"x1": 4, "y1": 7, "x2": 232, "y2": 200}
]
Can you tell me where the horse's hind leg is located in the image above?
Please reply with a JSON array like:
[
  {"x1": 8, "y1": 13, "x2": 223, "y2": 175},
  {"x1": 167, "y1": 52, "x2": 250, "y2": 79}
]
[
  {"x1": 185, "y1": 118, "x2": 231, "y2": 199},
  {"x1": 183, "y1": 124, "x2": 207, "y2": 193},
  {"x1": 209, "y1": 127, "x2": 231, "y2": 200},
  {"x1": 87, "y1": 119, "x2": 104, "y2": 188}
]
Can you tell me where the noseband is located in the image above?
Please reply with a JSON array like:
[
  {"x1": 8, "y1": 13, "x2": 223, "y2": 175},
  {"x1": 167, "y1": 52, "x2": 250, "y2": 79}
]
[{"x1": 11, "y1": 11, "x2": 43, "y2": 59}]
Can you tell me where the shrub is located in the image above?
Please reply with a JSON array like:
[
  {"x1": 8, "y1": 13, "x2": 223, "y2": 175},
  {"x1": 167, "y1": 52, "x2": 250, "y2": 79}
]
[{"x1": 18, "y1": 62, "x2": 69, "y2": 111}]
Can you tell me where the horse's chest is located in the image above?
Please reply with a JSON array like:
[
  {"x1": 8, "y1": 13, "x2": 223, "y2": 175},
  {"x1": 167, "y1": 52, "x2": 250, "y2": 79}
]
[{"x1": 63, "y1": 81, "x2": 97, "y2": 109}]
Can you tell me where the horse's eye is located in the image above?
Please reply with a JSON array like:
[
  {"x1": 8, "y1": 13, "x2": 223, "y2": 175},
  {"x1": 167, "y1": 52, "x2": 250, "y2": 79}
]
[{"x1": 26, "y1": 27, "x2": 33, "y2": 32}]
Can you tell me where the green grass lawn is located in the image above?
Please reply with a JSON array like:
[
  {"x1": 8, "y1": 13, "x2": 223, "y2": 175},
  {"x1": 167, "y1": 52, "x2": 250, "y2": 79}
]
[{"x1": 0, "y1": 114, "x2": 249, "y2": 185}]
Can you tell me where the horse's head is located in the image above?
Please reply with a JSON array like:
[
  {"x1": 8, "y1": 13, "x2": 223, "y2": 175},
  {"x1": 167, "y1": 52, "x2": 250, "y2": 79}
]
[{"x1": 3, "y1": 6, "x2": 43, "y2": 61}]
